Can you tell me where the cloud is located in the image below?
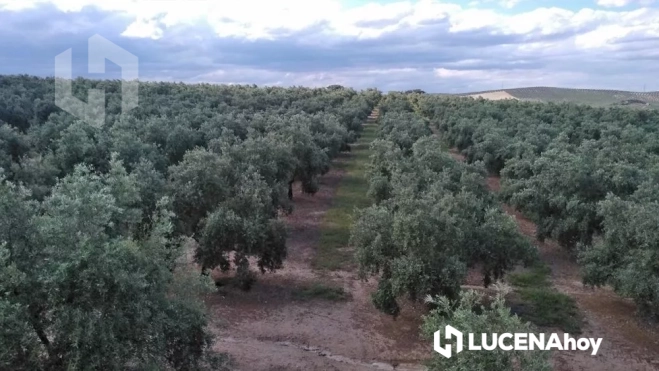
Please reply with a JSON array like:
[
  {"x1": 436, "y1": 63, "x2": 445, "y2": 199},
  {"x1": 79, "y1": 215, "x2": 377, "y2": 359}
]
[
  {"x1": 500, "y1": 0, "x2": 523, "y2": 9},
  {"x1": 1, "y1": 0, "x2": 659, "y2": 92},
  {"x1": 597, "y1": 0, "x2": 630, "y2": 6},
  {"x1": 596, "y1": 0, "x2": 655, "y2": 7}
]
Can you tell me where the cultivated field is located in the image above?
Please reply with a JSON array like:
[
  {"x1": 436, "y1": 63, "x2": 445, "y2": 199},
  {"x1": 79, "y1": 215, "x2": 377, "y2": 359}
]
[
  {"x1": 466, "y1": 91, "x2": 518, "y2": 101},
  {"x1": 458, "y1": 86, "x2": 659, "y2": 107}
]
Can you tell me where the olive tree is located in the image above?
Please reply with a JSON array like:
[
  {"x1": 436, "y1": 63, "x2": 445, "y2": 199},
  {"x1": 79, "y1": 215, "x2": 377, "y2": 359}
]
[
  {"x1": 580, "y1": 185, "x2": 659, "y2": 318},
  {"x1": 169, "y1": 148, "x2": 287, "y2": 289},
  {"x1": 353, "y1": 104, "x2": 534, "y2": 316},
  {"x1": 421, "y1": 290, "x2": 551, "y2": 371},
  {"x1": 0, "y1": 162, "x2": 228, "y2": 370}
]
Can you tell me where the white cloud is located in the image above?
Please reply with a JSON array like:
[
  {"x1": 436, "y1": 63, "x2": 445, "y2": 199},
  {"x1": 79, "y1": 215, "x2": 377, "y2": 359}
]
[
  {"x1": 575, "y1": 24, "x2": 633, "y2": 48},
  {"x1": 2, "y1": 0, "x2": 658, "y2": 44},
  {"x1": 122, "y1": 19, "x2": 164, "y2": 39},
  {"x1": 597, "y1": 0, "x2": 633, "y2": 6},
  {"x1": 597, "y1": 0, "x2": 655, "y2": 7},
  {"x1": 3, "y1": 0, "x2": 659, "y2": 91},
  {"x1": 500, "y1": 0, "x2": 522, "y2": 9},
  {"x1": 435, "y1": 68, "x2": 480, "y2": 78},
  {"x1": 433, "y1": 67, "x2": 588, "y2": 89}
]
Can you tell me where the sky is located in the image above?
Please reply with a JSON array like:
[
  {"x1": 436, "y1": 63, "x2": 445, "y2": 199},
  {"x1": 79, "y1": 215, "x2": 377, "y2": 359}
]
[{"x1": 1, "y1": 0, "x2": 658, "y2": 93}]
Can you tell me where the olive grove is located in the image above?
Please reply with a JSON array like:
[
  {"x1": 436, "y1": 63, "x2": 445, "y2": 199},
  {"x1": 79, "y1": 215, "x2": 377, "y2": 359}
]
[
  {"x1": 351, "y1": 94, "x2": 536, "y2": 316},
  {"x1": 0, "y1": 75, "x2": 379, "y2": 369},
  {"x1": 419, "y1": 95, "x2": 659, "y2": 318}
]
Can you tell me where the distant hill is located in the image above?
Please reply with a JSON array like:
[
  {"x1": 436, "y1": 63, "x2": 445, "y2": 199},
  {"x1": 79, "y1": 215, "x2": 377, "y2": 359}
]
[{"x1": 455, "y1": 87, "x2": 659, "y2": 107}]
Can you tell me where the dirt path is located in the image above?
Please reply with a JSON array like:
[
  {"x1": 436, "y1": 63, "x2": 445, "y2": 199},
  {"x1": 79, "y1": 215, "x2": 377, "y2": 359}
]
[
  {"x1": 449, "y1": 149, "x2": 659, "y2": 371},
  {"x1": 208, "y1": 110, "x2": 429, "y2": 371}
]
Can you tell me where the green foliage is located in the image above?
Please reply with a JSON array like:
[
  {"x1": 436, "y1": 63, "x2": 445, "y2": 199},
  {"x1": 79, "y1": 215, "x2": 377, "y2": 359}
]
[
  {"x1": 419, "y1": 94, "x2": 659, "y2": 319},
  {"x1": 169, "y1": 148, "x2": 288, "y2": 284},
  {"x1": 377, "y1": 111, "x2": 432, "y2": 153},
  {"x1": 508, "y1": 263, "x2": 582, "y2": 333},
  {"x1": 314, "y1": 123, "x2": 378, "y2": 271},
  {"x1": 0, "y1": 166, "x2": 227, "y2": 370},
  {"x1": 507, "y1": 265, "x2": 551, "y2": 289},
  {"x1": 372, "y1": 276, "x2": 401, "y2": 316},
  {"x1": 352, "y1": 96, "x2": 536, "y2": 314},
  {"x1": 580, "y1": 189, "x2": 659, "y2": 318},
  {"x1": 513, "y1": 289, "x2": 582, "y2": 334},
  {"x1": 292, "y1": 283, "x2": 350, "y2": 301},
  {"x1": 422, "y1": 290, "x2": 552, "y2": 371},
  {"x1": 0, "y1": 75, "x2": 379, "y2": 369},
  {"x1": 54, "y1": 121, "x2": 110, "y2": 174}
]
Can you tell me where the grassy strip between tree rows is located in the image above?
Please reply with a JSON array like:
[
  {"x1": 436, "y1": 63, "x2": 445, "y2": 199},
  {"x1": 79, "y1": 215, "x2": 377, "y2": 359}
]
[
  {"x1": 292, "y1": 283, "x2": 351, "y2": 301},
  {"x1": 313, "y1": 122, "x2": 378, "y2": 271},
  {"x1": 507, "y1": 264, "x2": 583, "y2": 334}
]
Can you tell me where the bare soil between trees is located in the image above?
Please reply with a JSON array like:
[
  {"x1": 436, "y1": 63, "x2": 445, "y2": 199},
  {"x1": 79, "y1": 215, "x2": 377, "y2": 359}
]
[
  {"x1": 205, "y1": 119, "x2": 659, "y2": 371},
  {"x1": 208, "y1": 113, "x2": 429, "y2": 371},
  {"x1": 449, "y1": 149, "x2": 659, "y2": 371}
]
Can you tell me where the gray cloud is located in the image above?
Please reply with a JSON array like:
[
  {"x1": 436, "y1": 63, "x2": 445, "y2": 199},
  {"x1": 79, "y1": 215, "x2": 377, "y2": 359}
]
[{"x1": 1, "y1": 1, "x2": 659, "y2": 92}]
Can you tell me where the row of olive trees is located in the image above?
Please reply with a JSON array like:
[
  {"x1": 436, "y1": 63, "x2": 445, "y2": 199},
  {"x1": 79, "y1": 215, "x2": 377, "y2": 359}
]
[
  {"x1": 353, "y1": 94, "x2": 548, "y2": 371},
  {"x1": 351, "y1": 94, "x2": 536, "y2": 316},
  {"x1": 419, "y1": 95, "x2": 659, "y2": 318},
  {"x1": 0, "y1": 77, "x2": 379, "y2": 284},
  {"x1": 0, "y1": 76, "x2": 380, "y2": 369}
]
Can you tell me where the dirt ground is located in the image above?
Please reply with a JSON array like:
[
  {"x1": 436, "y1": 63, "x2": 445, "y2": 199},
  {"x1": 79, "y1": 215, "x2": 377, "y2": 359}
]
[
  {"x1": 208, "y1": 122, "x2": 659, "y2": 371},
  {"x1": 208, "y1": 112, "x2": 429, "y2": 371},
  {"x1": 451, "y1": 148, "x2": 659, "y2": 371},
  {"x1": 500, "y1": 199, "x2": 659, "y2": 371}
]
